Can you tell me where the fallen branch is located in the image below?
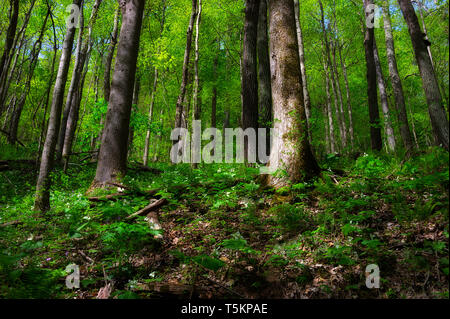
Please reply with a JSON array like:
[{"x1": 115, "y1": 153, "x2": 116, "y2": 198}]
[
  {"x1": 126, "y1": 198, "x2": 167, "y2": 220},
  {"x1": 0, "y1": 220, "x2": 23, "y2": 228}
]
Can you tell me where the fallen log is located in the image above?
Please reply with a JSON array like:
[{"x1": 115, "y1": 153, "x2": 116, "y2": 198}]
[
  {"x1": 88, "y1": 192, "x2": 128, "y2": 202},
  {"x1": 126, "y1": 198, "x2": 167, "y2": 220}
]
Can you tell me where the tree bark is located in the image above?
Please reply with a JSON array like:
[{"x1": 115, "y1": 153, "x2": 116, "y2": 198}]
[
  {"x1": 174, "y1": 0, "x2": 198, "y2": 133},
  {"x1": 338, "y1": 43, "x2": 354, "y2": 149},
  {"x1": 62, "y1": 0, "x2": 102, "y2": 164},
  {"x1": 318, "y1": 0, "x2": 346, "y2": 151},
  {"x1": 91, "y1": 0, "x2": 146, "y2": 188},
  {"x1": 192, "y1": 0, "x2": 202, "y2": 169},
  {"x1": 241, "y1": 0, "x2": 260, "y2": 161},
  {"x1": 265, "y1": 0, "x2": 320, "y2": 188},
  {"x1": 398, "y1": 0, "x2": 449, "y2": 150},
  {"x1": 374, "y1": 38, "x2": 396, "y2": 153},
  {"x1": 34, "y1": 0, "x2": 83, "y2": 212},
  {"x1": 294, "y1": 0, "x2": 311, "y2": 139},
  {"x1": 143, "y1": 68, "x2": 158, "y2": 166},
  {"x1": 8, "y1": 9, "x2": 50, "y2": 145},
  {"x1": 363, "y1": 0, "x2": 382, "y2": 151},
  {"x1": 257, "y1": 0, "x2": 272, "y2": 154},
  {"x1": 382, "y1": 0, "x2": 414, "y2": 153}
]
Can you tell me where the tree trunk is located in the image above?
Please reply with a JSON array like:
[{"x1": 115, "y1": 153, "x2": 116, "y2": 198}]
[
  {"x1": 338, "y1": 44, "x2": 354, "y2": 149},
  {"x1": 398, "y1": 0, "x2": 449, "y2": 150},
  {"x1": 8, "y1": 9, "x2": 49, "y2": 145},
  {"x1": 62, "y1": 0, "x2": 102, "y2": 164},
  {"x1": 265, "y1": 0, "x2": 320, "y2": 188},
  {"x1": 294, "y1": 0, "x2": 311, "y2": 140},
  {"x1": 374, "y1": 38, "x2": 396, "y2": 153},
  {"x1": 192, "y1": 0, "x2": 202, "y2": 169},
  {"x1": 322, "y1": 53, "x2": 336, "y2": 154},
  {"x1": 91, "y1": 0, "x2": 146, "y2": 188},
  {"x1": 241, "y1": 0, "x2": 260, "y2": 162},
  {"x1": 363, "y1": 0, "x2": 382, "y2": 151},
  {"x1": 382, "y1": 0, "x2": 414, "y2": 153},
  {"x1": 174, "y1": 0, "x2": 198, "y2": 133},
  {"x1": 0, "y1": 0, "x2": 19, "y2": 90},
  {"x1": 257, "y1": 0, "x2": 272, "y2": 155},
  {"x1": 128, "y1": 74, "x2": 141, "y2": 160},
  {"x1": 318, "y1": 0, "x2": 346, "y2": 151},
  {"x1": 34, "y1": 0, "x2": 82, "y2": 212},
  {"x1": 104, "y1": 5, "x2": 120, "y2": 103},
  {"x1": 143, "y1": 69, "x2": 158, "y2": 166}
]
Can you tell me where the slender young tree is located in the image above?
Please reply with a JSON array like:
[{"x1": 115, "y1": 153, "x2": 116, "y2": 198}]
[
  {"x1": 363, "y1": 0, "x2": 382, "y2": 151},
  {"x1": 397, "y1": 0, "x2": 449, "y2": 151},
  {"x1": 91, "y1": 0, "x2": 146, "y2": 188},
  {"x1": 174, "y1": 0, "x2": 198, "y2": 133},
  {"x1": 382, "y1": 0, "x2": 414, "y2": 153},
  {"x1": 264, "y1": 0, "x2": 320, "y2": 188},
  {"x1": 34, "y1": 0, "x2": 82, "y2": 212},
  {"x1": 374, "y1": 38, "x2": 396, "y2": 153}
]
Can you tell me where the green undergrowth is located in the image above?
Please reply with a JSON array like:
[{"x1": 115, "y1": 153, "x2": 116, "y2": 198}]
[{"x1": 0, "y1": 147, "x2": 448, "y2": 298}]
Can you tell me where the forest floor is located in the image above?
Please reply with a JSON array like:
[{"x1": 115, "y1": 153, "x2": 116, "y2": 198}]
[{"x1": 0, "y1": 147, "x2": 448, "y2": 299}]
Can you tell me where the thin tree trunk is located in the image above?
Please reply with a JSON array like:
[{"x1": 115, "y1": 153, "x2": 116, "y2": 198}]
[
  {"x1": 382, "y1": 0, "x2": 414, "y2": 153},
  {"x1": 8, "y1": 10, "x2": 49, "y2": 145},
  {"x1": 91, "y1": 0, "x2": 145, "y2": 188},
  {"x1": 363, "y1": 0, "x2": 382, "y2": 151},
  {"x1": 34, "y1": 0, "x2": 82, "y2": 212},
  {"x1": 265, "y1": 0, "x2": 320, "y2": 188},
  {"x1": 127, "y1": 74, "x2": 140, "y2": 160},
  {"x1": 374, "y1": 38, "x2": 396, "y2": 153},
  {"x1": 398, "y1": 0, "x2": 449, "y2": 150},
  {"x1": 322, "y1": 54, "x2": 336, "y2": 154},
  {"x1": 318, "y1": 0, "x2": 346, "y2": 151},
  {"x1": 294, "y1": 0, "x2": 311, "y2": 140},
  {"x1": 338, "y1": 44, "x2": 354, "y2": 150},
  {"x1": 174, "y1": 0, "x2": 198, "y2": 133},
  {"x1": 143, "y1": 69, "x2": 158, "y2": 166},
  {"x1": 257, "y1": 0, "x2": 272, "y2": 156},
  {"x1": 192, "y1": 0, "x2": 202, "y2": 169}
]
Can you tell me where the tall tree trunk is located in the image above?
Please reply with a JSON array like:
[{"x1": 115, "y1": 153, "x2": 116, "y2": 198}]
[
  {"x1": 211, "y1": 48, "x2": 219, "y2": 129},
  {"x1": 241, "y1": 0, "x2": 260, "y2": 162},
  {"x1": 318, "y1": 0, "x2": 346, "y2": 151},
  {"x1": 0, "y1": 0, "x2": 19, "y2": 89},
  {"x1": 192, "y1": 0, "x2": 202, "y2": 169},
  {"x1": 374, "y1": 38, "x2": 396, "y2": 153},
  {"x1": 257, "y1": 0, "x2": 272, "y2": 156},
  {"x1": 62, "y1": 0, "x2": 102, "y2": 165},
  {"x1": 398, "y1": 0, "x2": 449, "y2": 150},
  {"x1": 143, "y1": 68, "x2": 158, "y2": 166},
  {"x1": 128, "y1": 74, "x2": 140, "y2": 160},
  {"x1": 338, "y1": 44, "x2": 354, "y2": 149},
  {"x1": 265, "y1": 0, "x2": 320, "y2": 188},
  {"x1": 93, "y1": 4, "x2": 120, "y2": 156},
  {"x1": 34, "y1": 0, "x2": 82, "y2": 212},
  {"x1": 91, "y1": 0, "x2": 145, "y2": 188},
  {"x1": 382, "y1": 0, "x2": 414, "y2": 153},
  {"x1": 322, "y1": 54, "x2": 336, "y2": 154},
  {"x1": 363, "y1": 0, "x2": 382, "y2": 151},
  {"x1": 103, "y1": 5, "x2": 120, "y2": 104},
  {"x1": 174, "y1": 0, "x2": 198, "y2": 133},
  {"x1": 294, "y1": 0, "x2": 311, "y2": 140},
  {"x1": 8, "y1": 9, "x2": 49, "y2": 145}
]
